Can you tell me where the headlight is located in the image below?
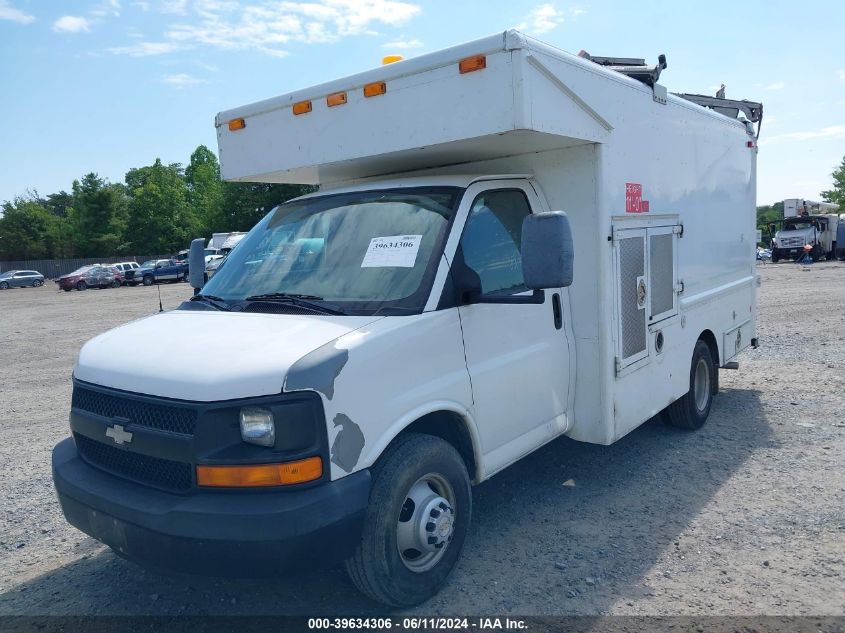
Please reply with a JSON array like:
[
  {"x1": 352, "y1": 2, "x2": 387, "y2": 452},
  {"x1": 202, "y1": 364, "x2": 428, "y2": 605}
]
[{"x1": 240, "y1": 407, "x2": 275, "y2": 447}]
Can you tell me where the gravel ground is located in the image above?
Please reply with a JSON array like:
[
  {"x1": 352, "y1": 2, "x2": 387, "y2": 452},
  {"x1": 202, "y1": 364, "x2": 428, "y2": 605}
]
[{"x1": 0, "y1": 264, "x2": 843, "y2": 616}]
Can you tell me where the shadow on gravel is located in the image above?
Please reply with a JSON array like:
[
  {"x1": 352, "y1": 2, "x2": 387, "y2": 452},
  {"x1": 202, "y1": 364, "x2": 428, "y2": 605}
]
[{"x1": 0, "y1": 388, "x2": 772, "y2": 616}]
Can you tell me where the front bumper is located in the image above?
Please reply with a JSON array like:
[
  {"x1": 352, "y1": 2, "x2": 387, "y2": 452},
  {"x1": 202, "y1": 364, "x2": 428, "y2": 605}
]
[{"x1": 52, "y1": 438, "x2": 371, "y2": 575}]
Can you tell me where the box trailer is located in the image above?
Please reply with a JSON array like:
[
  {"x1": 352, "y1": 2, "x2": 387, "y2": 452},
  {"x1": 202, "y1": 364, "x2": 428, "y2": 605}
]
[{"x1": 52, "y1": 30, "x2": 762, "y2": 607}]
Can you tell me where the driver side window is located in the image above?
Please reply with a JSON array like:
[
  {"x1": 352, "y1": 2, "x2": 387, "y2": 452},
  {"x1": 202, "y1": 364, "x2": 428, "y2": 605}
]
[{"x1": 459, "y1": 190, "x2": 533, "y2": 297}]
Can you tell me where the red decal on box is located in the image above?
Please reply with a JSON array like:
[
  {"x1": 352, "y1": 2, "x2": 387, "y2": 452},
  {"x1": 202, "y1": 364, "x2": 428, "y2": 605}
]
[{"x1": 625, "y1": 183, "x2": 649, "y2": 213}]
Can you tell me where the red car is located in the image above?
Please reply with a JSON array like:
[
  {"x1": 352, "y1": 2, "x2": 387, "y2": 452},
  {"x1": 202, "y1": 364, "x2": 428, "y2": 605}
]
[{"x1": 57, "y1": 265, "x2": 123, "y2": 291}]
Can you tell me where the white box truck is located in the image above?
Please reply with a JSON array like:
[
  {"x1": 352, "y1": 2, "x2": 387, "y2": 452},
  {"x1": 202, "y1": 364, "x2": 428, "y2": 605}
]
[{"x1": 52, "y1": 31, "x2": 762, "y2": 606}]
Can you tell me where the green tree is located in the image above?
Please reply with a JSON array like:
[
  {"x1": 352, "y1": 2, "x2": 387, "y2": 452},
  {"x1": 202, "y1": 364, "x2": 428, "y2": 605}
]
[
  {"x1": 0, "y1": 197, "x2": 68, "y2": 260},
  {"x1": 126, "y1": 159, "x2": 194, "y2": 254},
  {"x1": 821, "y1": 155, "x2": 845, "y2": 210},
  {"x1": 222, "y1": 182, "x2": 315, "y2": 231},
  {"x1": 185, "y1": 145, "x2": 224, "y2": 235},
  {"x1": 756, "y1": 201, "x2": 784, "y2": 244},
  {"x1": 70, "y1": 174, "x2": 129, "y2": 256}
]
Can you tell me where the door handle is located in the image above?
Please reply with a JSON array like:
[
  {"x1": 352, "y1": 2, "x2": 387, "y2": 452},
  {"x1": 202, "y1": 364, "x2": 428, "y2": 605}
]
[{"x1": 552, "y1": 293, "x2": 562, "y2": 330}]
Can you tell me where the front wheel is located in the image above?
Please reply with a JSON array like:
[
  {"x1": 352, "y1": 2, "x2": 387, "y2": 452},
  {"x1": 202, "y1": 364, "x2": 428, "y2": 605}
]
[
  {"x1": 771, "y1": 250, "x2": 780, "y2": 263},
  {"x1": 665, "y1": 340, "x2": 717, "y2": 430},
  {"x1": 142, "y1": 275, "x2": 154, "y2": 286},
  {"x1": 76, "y1": 281, "x2": 87, "y2": 291},
  {"x1": 345, "y1": 433, "x2": 472, "y2": 607},
  {"x1": 0, "y1": 282, "x2": 8, "y2": 290}
]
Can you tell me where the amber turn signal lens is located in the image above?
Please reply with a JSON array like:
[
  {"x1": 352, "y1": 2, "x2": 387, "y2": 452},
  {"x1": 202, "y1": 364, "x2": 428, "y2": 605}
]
[
  {"x1": 382, "y1": 55, "x2": 403, "y2": 65},
  {"x1": 326, "y1": 92, "x2": 347, "y2": 107},
  {"x1": 228, "y1": 118, "x2": 246, "y2": 131},
  {"x1": 363, "y1": 81, "x2": 387, "y2": 98},
  {"x1": 292, "y1": 100, "x2": 312, "y2": 115},
  {"x1": 459, "y1": 55, "x2": 486, "y2": 74},
  {"x1": 197, "y1": 457, "x2": 323, "y2": 487}
]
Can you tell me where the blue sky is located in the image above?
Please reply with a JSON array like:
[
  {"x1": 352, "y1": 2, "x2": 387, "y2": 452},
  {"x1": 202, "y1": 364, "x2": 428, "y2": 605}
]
[{"x1": 1, "y1": 0, "x2": 843, "y2": 206}]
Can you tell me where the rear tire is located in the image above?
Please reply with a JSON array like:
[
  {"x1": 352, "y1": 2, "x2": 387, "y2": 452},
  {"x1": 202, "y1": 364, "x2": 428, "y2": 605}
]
[
  {"x1": 345, "y1": 433, "x2": 472, "y2": 607},
  {"x1": 665, "y1": 340, "x2": 717, "y2": 430},
  {"x1": 32, "y1": 279, "x2": 43, "y2": 287},
  {"x1": 111, "y1": 280, "x2": 121, "y2": 288}
]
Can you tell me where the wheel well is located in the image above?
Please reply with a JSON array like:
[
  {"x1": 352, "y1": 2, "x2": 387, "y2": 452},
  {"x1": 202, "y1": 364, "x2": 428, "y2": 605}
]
[
  {"x1": 398, "y1": 411, "x2": 478, "y2": 482},
  {"x1": 698, "y1": 329, "x2": 720, "y2": 393}
]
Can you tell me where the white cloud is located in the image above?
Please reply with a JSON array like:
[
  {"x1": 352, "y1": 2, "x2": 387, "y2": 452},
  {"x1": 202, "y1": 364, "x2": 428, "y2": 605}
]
[
  {"x1": 838, "y1": 70, "x2": 845, "y2": 81},
  {"x1": 759, "y1": 125, "x2": 845, "y2": 146},
  {"x1": 160, "y1": 0, "x2": 188, "y2": 14},
  {"x1": 516, "y1": 3, "x2": 563, "y2": 34},
  {"x1": 765, "y1": 82, "x2": 785, "y2": 91},
  {"x1": 163, "y1": 72, "x2": 207, "y2": 87},
  {"x1": 0, "y1": 0, "x2": 34, "y2": 23},
  {"x1": 91, "y1": 0, "x2": 121, "y2": 17},
  {"x1": 382, "y1": 38, "x2": 422, "y2": 50},
  {"x1": 108, "y1": 41, "x2": 183, "y2": 55},
  {"x1": 133, "y1": 1, "x2": 151, "y2": 9},
  {"x1": 570, "y1": 7, "x2": 587, "y2": 17},
  {"x1": 53, "y1": 16, "x2": 92, "y2": 33},
  {"x1": 164, "y1": 0, "x2": 421, "y2": 56}
]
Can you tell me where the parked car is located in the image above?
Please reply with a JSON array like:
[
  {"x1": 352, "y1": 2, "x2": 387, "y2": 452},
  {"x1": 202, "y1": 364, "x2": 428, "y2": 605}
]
[
  {"x1": 113, "y1": 262, "x2": 141, "y2": 283},
  {"x1": 57, "y1": 265, "x2": 123, "y2": 291},
  {"x1": 124, "y1": 259, "x2": 188, "y2": 286},
  {"x1": 204, "y1": 255, "x2": 225, "y2": 281},
  {"x1": 0, "y1": 269, "x2": 46, "y2": 289}
]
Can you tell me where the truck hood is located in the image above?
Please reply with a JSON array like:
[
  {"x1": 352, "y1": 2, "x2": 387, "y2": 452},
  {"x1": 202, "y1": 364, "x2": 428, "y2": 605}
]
[{"x1": 74, "y1": 310, "x2": 381, "y2": 401}]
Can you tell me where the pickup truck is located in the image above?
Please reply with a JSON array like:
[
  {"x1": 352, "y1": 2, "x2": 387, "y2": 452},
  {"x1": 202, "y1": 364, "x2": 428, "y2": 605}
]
[{"x1": 123, "y1": 259, "x2": 188, "y2": 286}]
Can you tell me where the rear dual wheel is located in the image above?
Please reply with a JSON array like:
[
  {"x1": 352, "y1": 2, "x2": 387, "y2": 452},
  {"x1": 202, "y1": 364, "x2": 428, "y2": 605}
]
[
  {"x1": 664, "y1": 339, "x2": 717, "y2": 430},
  {"x1": 346, "y1": 434, "x2": 471, "y2": 607}
]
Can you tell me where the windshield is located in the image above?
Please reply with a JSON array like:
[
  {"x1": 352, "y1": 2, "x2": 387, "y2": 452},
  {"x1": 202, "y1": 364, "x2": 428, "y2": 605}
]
[
  {"x1": 69, "y1": 266, "x2": 93, "y2": 275},
  {"x1": 0, "y1": 271, "x2": 13, "y2": 279},
  {"x1": 141, "y1": 260, "x2": 157, "y2": 267},
  {"x1": 200, "y1": 187, "x2": 461, "y2": 315}
]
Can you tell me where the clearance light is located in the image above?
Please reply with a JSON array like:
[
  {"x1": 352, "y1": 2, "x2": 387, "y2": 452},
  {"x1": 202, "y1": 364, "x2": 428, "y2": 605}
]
[
  {"x1": 459, "y1": 54, "x2": 487, "y2": 74},
  {"x1": 197, "y1": 457, "x2": 323, "y2": 488},
  {"x1": 382, "y1": 55, "x2": 403, "y2": 65},
  {"x1": 228, "y1": 118, "x2": 246, "y2": 131},
  {"x1": 326, "y1": 92, "x2": 348, "y2": 107},
  {"x1": 363, "y1": 81, "x2": 387, "y2": 98},
  {"x1": 292, "y1": 100, "x2": 312, "y2": 115}
]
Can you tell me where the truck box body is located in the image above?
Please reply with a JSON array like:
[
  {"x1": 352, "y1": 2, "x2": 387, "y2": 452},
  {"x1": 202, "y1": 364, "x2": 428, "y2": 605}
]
[{"x1": 216, "y1": 30, "x2": 758, "y2": 447}]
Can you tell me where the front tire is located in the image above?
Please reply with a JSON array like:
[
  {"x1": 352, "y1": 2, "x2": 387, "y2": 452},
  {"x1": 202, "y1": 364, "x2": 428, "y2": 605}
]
[
  {"x1": 345, "y1": 433, "x2": 472, "y2": 607},
  {"x1": 0, "y1": 282, "x2": 8, "y2": 290},
  {"x1": 771, "y1": 250, "x2": 780, "y2": 263},
  {"x1": 76, "y1": 281, "x2": 87, "y2": 291},
  {"x1": 665, "y1": 339, "x2": 717, "y2": 430},
  {"x1": 142, "y1": 275, "x2": 154, "y2": 286}
]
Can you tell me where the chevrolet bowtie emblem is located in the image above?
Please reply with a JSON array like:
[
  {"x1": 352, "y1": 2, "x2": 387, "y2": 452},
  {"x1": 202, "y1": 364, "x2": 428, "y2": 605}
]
[{"x1": 106, "y1": 424, "x2": 133, "y2": 445}]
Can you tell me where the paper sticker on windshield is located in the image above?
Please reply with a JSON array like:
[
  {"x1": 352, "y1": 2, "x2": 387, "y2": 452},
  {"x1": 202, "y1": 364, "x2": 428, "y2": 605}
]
[{"x1": 361, "y1": 235, "x2": 423, "y2": 268}]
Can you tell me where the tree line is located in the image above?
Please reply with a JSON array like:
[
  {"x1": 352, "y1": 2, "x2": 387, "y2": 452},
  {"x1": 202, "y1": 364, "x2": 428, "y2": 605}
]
[{"x1": 0, "y1": 145, "x2": 313, "y2": 261}]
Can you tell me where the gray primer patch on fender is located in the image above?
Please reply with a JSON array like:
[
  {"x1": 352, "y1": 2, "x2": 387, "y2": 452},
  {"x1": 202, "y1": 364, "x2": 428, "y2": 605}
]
[
  {"x1": 285, "y1": 340, "x2": 349, "y2": 400},
  {"x1": 330, "y1": 413, "x2": 365, "y2": 473}
]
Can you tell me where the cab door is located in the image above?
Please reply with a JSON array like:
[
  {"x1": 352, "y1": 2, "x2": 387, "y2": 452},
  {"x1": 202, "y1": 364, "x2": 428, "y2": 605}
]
[{"x1": 451, "y1": 181, "x2": 571, "y2": 475}]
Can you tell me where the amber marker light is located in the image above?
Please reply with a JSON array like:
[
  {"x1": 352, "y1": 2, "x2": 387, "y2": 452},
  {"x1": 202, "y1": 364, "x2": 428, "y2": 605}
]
[
  {"x1": 459, "y1": 55, "x2": 487, "y2": 74},
  {"x1": 327, "y1": 92, "x2": 347, "y2": 107},
  {"x1": 292, "y1": 100, "x2": 313, "y2": 115},
  {"x1": 197, "y1": 457, "x2": 323, "y2": 487},
  {"x1": 228, "y1": 118, "x2": 246, "y2": 131},
  {"x1": 363, "y1": 81, "x2": 387, "y2": 98}
]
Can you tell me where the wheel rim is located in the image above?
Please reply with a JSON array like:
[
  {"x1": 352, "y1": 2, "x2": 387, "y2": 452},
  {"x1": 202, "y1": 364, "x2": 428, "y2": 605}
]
[
  {"x1": 693, "y1": 358, "x2": 710, "y2": 413},
  {"x1": 396, "y1": 473, "x2": 456, "y2": 573}
]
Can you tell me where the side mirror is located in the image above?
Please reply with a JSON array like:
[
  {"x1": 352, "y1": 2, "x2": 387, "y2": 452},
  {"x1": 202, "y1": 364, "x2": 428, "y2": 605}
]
[
  {"x1": 188, "y1": 238, "x2": 206, "y2": 292},
  {"x1": 521, "y1": 211, "x2": 574, "y2": 289}
]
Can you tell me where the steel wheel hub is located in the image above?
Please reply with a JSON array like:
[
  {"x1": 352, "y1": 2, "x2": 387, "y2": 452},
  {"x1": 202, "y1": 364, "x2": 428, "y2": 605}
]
[
  {"x1": 396, "y1": 475, "x2": 456, "y2": 572},
  {"x1": 693, "y1": 357, "x2": 710, "y2": 413}
]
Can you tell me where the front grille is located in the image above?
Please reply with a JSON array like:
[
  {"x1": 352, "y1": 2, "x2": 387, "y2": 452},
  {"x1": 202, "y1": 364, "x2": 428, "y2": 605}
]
[
  {"x1": 75, "y1": 433, "x2": 193, "y2": 493},
  {"x1": 72, "y1": 387, "x2": 197, "y2": 436},
  {"x1": 780, "y1": 237, "x2": 805, "y2": 248}
]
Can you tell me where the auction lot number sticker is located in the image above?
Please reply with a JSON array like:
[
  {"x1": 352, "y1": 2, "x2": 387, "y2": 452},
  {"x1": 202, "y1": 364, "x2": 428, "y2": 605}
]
[{"x1": 361, "y1": 235, "x2": 423, "y2": 268}]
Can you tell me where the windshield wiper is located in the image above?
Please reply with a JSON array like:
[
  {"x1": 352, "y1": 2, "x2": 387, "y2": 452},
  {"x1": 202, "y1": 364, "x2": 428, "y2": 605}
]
[
  {"x1": 189, "y1": 294, "x2": 232, "y2": 311},
  {"x1": 244, "y1": 293, "x2": 346, "y2": 316}
]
